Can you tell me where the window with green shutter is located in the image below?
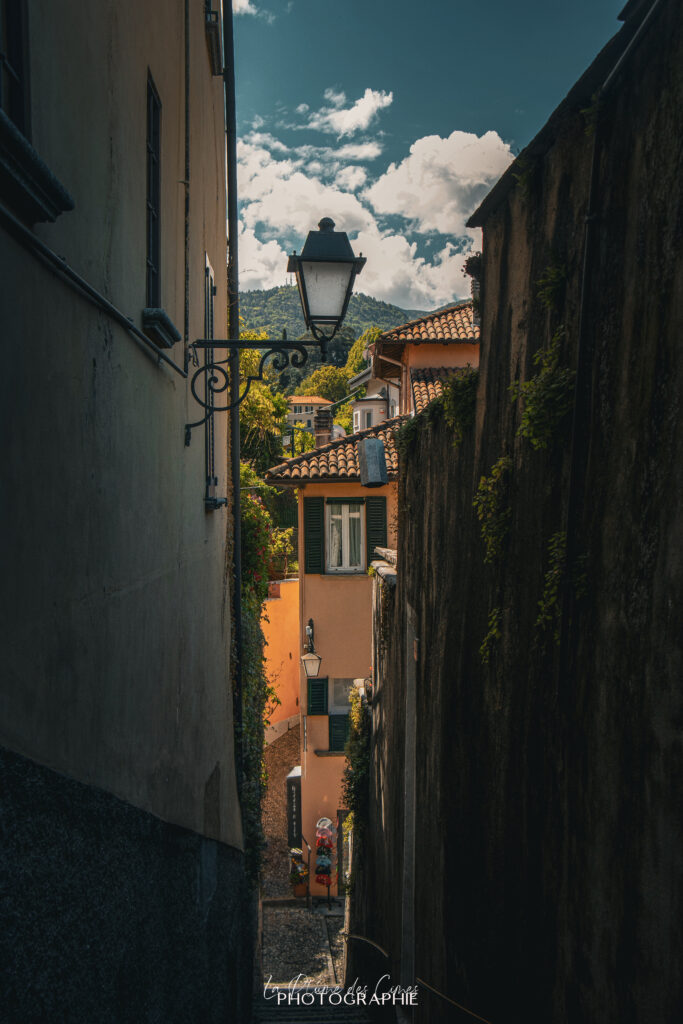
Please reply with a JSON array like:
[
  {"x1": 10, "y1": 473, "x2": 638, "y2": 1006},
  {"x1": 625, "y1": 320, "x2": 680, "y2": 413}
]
[
  {"x1": 304, "y1": 497, "x2": 325, "y2": 574},
  {"x1": 307, "y1": 677, "x2": 328, "y2": 715},
  {"x1": 365, "y1": 496, "x2": 387, "y2": 567},
  {"x1": 329, "y1": 714, "x2": 350, "y2": 752}
]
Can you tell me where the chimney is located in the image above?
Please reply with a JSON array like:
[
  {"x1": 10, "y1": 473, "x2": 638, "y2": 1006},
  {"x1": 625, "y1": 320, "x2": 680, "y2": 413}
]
[{"x1": 314, "y1": 407, "x2": 332, "y2": 447}]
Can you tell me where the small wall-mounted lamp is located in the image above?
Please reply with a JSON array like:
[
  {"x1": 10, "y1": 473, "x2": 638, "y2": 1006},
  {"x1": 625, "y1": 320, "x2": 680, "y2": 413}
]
[{"x1": 301, "y1": 618, "x2": 322, "y2": 678}]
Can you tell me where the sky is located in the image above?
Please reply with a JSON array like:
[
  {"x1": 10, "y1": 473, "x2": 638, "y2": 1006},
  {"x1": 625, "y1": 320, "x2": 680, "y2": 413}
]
[{"x1": 233, "y1": 0, "x2": 625, "y2": 310}]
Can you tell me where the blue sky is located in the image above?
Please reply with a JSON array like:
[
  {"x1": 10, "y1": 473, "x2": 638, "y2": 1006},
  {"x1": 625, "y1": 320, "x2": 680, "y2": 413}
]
[{"x1": 233, "y1": 0, "x2": 625, "y2": 309}]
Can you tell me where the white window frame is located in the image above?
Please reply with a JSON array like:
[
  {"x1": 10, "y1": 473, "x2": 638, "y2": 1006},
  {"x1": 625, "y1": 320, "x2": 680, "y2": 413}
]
[
  {"x1": 326, "y1": 502, "x2": 365, "y2": 573},
  {"x1": 364, "y1": 410, "x2": 373, "y2": 428},
  {"x1": 353, "y1": 411, "x2": 360, "y2": 432},
  {"x1": 329, "y1": 677, "x2": 354, "y2": 714}
]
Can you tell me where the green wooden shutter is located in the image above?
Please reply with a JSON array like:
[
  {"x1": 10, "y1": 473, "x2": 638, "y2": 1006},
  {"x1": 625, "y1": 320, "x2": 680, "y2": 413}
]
[
  {"x1": 329, "y1": 714, "x2": 351, "y2": 751},
  {"x1": 366, "y1": 496, "x2": 387, "y2": 567},
  {"x1": 304, "y1": 497, "x2": 325, "y2": 574},
  {"x1": 307, "y1": 678, "x2": 328, "y2": 715}
]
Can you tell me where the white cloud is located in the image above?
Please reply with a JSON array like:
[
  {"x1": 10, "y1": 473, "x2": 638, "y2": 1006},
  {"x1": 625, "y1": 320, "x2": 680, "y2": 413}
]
[
  {"x1": 323, "y1": 88, "x2": 347, "y2": 108},
  {"x1": 365, "y1": 129, "x2": 513, "y2": 238},
  {"x1": 237, "y1": 140, "x2": 374, "y2": 238},
  {"x1": 233, "y1": 0, "x2": 275, "y2": 22},
  {"x1": 349, "y1": 224, "x2": 474, "y2": 309},
  {"x1": 306, "y1": 88, "x2": 393, "y2": 137},
  {"x1": 238, "y1": 223, "x2": 289, "y2": 291},
  {"x1": 295, "y1": 103, "x2": 309, "y2": 115},
  {"x1": 336, "y1": 165, "x2": 368, "y2": 191},
  {"x1": 334, "y1": 141, "x2": 383, "y2": 161},
  {"x1": 236, "y1": 127, "x2": 503, "y2": 308}
]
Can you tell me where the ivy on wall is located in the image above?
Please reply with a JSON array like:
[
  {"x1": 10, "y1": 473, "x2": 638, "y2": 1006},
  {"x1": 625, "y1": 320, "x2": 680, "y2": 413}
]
[
  {"x1": 473, "y1": 456, "x2": 513, "y2": 564},
  {"x1": 240, "y1": 492, "x2": 282, "y2": 884},
  {"x1": 509, "y1": 332, "x2": 576, "y2": 451}
]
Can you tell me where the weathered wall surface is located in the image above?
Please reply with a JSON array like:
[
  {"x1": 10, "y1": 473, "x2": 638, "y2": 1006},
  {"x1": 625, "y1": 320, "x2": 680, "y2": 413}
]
[
  {"x1": 0, "y1": 747, "x2": 255, "y2": 1024},
  {"x1": 0, "y1": 0, "x2": 239, "y2": 846},
  {"x1": 0, "y1": 1, "x2": 253, "y2": 1017},
  {"x1": 351, "y1": 3, "x2": 683, "y2": 1021}
]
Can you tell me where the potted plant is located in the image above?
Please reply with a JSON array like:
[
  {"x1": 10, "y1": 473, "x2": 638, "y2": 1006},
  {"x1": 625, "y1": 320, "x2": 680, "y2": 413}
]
[{"x1": 289, "y1": 862, "x2": 309, "y2": 897}]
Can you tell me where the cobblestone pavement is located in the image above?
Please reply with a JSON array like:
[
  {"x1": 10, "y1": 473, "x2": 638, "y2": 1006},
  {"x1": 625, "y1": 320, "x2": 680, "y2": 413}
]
[{"x1": 262, "y1": 905, "x2": 334, "y2": 988}]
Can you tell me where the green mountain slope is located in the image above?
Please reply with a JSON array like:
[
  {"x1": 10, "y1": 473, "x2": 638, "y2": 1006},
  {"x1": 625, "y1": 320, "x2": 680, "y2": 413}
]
[{"x1": 239, "y1": 286, "x2": 427, "y2": 340}]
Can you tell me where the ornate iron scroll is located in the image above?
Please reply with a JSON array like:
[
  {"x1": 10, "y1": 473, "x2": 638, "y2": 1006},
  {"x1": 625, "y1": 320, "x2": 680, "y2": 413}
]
[{"x1": 184, "y1": 333, "x2": 314, "y2": 443}]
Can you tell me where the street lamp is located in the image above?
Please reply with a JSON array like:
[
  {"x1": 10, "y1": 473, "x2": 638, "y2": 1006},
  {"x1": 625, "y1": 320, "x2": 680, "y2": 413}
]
[
  {"x1": 185, "y1": 216, "x2": 365, "y2": 441},
  {"x1": 288, "y1": 218, "x2": 366, "y2": 358},
  {"x1": 300, "y1": 618, "x2": 322, "y2": 678}
]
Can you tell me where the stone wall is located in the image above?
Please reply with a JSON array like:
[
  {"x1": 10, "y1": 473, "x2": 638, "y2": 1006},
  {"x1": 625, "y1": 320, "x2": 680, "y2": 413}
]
[
  {"x1": 0, "y1": 747, "x2": 256, "y2": 1023},
  {"x1": 350, "y1": 3, "x2": 683, "y2": 1021}
]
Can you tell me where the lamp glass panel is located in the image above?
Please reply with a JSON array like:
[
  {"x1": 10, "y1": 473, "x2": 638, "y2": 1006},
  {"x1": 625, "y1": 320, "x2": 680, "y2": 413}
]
[
  {"x1": 301, "y1": 651, "x2": 322, "y2": 677},
  {"x1": 301, "y1": 261, "x2": 353, "y2": 321}
]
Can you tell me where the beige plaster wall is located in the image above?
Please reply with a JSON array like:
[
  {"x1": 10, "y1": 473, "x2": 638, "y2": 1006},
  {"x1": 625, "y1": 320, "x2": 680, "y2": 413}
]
[{"x1": 0, "y1": 1, "x2": 241, "y2": 847}]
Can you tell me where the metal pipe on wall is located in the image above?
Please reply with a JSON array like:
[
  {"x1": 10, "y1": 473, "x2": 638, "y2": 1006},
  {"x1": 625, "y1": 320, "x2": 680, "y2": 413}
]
[{"x1": 222, "y1": 0, "x2": 243, "y2": 790}]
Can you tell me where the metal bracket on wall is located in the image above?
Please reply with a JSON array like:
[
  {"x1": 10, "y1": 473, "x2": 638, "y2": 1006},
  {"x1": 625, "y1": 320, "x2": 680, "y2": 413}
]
[{"x1": 184, "y1": 329, "x2": 327, "y2": 444}]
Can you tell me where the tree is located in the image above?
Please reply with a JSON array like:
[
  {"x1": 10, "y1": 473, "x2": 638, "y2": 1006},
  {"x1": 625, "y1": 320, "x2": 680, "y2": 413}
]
[
  {"x1": 300, "y1": 365, "x2": 351, "y2": 404},
  {"x1": 345, "y1": 326, "x2": 382, "y2": 376},
  {"x1": 239, "y1": 327, "x2": 288, "y2": 474}
]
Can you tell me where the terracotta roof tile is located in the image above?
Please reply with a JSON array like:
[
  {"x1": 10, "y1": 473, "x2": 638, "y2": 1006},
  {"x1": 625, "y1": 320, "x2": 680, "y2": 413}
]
[
  {"x1": 377, "y1": 300, "x2": 479, "y2": 346},
  {"x1": 265, "y1": 415, "x2": 408, "y2": 484},
  {"x1": 287, "y1": 395, "x2": 332, "y2": 404},
  {"x1": 411, "y1": 366, "x2": 466, "y2": 414}
]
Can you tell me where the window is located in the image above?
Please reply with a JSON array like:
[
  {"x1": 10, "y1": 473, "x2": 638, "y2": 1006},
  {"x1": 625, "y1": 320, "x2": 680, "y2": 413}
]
[
  {"x1": 327, "y1": 502, "x2": 363, "y2": 572},
  {"x1": 353, "y1": 411, "x2": 360, "y2": 432},
  {"x1": 390, "y1": 402, "x2": 396, "y2": 418},
  {"x1": 0, "y1": 1, "x2": 73, "y2": 224},
  {"x1": 307, "y1": 419, "x2": 311, "y2": 427},
  {"x1": 329, "y1": 715, "x2": 350, "y2": 751},
  {"x1": 364, "y1": 410, "x2": 373, "y2": 428},
  {"x1": 294, "y1": 405, "x2": 301, "y2": 414},
  {"x1": 307, "y1": 677, "x2": 328, "y2": 715},
  {"x1": 146, "y1": 74, "x2": 161, "y2": 308},
  {"x1": 306, "y1": 405, "x2": 312, "y2": 413},
  {"x1": 0, "y1": 0, "x2": 28, "y2": 133},
  {"x1": 329, "y1": 677, "x2": 354, "y2": 713}
]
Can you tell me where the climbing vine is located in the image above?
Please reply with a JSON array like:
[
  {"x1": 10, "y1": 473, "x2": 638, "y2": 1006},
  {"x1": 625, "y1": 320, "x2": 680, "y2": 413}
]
[
  {"x1": 240, "y1": 493, "x2": 281, "y2": 884},
  {"x1": 536, "y1": 261, "x2": 566, "y2": 312},
  {"x1": 442, "y1": 367, "x2": 479, "y2": 446},
  {"x1": 473, "y1": 456, "x2": 513, "y2": 564},
  {"x1": 535, "y1": 531, "x2": 566, "y2": 644},
  {"x1": 342, "y1": 689, "x2": 372, "y2": 846},
  {"x1": 509, "y1": 332, "x2": 575, "y2": 450},
  {"x1": 480, "y1": 606, "x2": 502, "y2": 665}
]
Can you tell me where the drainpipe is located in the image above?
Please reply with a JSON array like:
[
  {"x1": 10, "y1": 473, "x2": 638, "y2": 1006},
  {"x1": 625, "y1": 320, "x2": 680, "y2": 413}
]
[
  {"x1": 183, "y1": 0, "x2": 190, "y2": 371},
  {"x1": 222, "y1": 0, "x2": 243, "y2": 790}
]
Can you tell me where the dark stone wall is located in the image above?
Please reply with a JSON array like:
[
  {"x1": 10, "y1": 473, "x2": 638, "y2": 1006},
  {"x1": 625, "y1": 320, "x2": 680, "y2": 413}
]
[
  {"x1": 351, "y1": 3, "x2": 683, "y2": 1021},
  {"x1": 0, "y1": 746, "x2": 256, "y2": 1023}
]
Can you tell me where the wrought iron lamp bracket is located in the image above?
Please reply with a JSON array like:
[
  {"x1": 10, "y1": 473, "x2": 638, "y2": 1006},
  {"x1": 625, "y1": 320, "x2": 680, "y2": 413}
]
[{"x1": 184, "y1": 328, "x2": 337, "y2": 445}]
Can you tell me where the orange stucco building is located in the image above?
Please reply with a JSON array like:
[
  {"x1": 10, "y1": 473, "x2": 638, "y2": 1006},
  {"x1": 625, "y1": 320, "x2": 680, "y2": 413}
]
[
  {"x1": 262, "y1": 578, "x2": 301, "y2": 743},
  {"x1": 267, "y1": 419, "x2": 401, "y2": 895},
  {"x1": 265, "y1": 301, "x2": 479, "y2": 896}
]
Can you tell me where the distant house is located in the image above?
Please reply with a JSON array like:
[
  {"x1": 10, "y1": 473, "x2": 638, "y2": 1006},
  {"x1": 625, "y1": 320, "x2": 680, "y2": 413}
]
[
  {"x1": 372, "y1": 301, "x2": 480, "y2": 415},
  {"x1": 286, "y1": 395, "x2": 332, "y2": 431},
  {"x1": 266, "y1": 410, "x2": 403, "y2": 896},
  {"x1": 348, "y1": 365, "x2": 400, "y2": 432}
]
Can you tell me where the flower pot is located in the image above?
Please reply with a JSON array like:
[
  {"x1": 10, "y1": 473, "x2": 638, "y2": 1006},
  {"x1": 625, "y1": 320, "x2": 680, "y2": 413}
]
[{"x1": 292, "y1": 882, "x2": 307, "y2": 898}]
